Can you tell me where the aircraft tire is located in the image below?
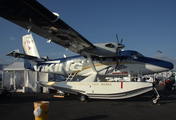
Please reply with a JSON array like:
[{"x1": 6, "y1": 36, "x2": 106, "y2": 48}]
[
  {"x1": 79, "y1": 94, "x2": 88, "y2": 102},
  {"x1": 152, "y1": 98, "x2": 158, "y2": 104}
]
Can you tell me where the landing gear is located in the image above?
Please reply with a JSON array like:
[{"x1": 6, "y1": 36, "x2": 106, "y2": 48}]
[
  {"x1": 152, "y1": 98, "x2": 158, "y2": 104},
  {"x1": 79, "y1": 94, "x2": 88, "y2": 102},
  {"x1": 151, "y1": 87, "x2": 160, "y2": 105}
]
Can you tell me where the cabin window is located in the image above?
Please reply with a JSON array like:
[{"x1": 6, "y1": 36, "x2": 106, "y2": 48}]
[
  {"x1": 102, "y1": 58, "x2": 106, "y2": 61},
  {"x1": 113, "y1": 57, "x2": 116, "y2": 61},
  {"x1": 96, "y1": 58, "x2": 100, "y2": 61},
  {"x1": 99, "y1": 58, "x2": 103, "y2": 63},
  {"x1": 105, "y1": 43, "x2": 115, "y2": 48},
  {"x1": 82, "y1": 60, "x2": 86, "y2": 63},
  {"x1": 94, "y1": 58, "x2": 100, "y2": 63},
  {"x1": 106, "y1": 58, "x2": 112, "y2": 62}
]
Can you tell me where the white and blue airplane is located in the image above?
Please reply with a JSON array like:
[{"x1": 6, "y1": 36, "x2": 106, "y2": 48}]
[{"x1": 0, "y1": 0, "x2": 173, "y2": 103}]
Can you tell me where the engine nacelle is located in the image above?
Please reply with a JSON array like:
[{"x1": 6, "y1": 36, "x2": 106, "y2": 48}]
[{"x1": 86, "y1": 42, "x2": 119, "y2": 57}]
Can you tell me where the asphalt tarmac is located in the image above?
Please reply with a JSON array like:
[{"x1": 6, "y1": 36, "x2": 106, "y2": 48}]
[{"x1": 0, "y1": 85, "x2": 176, "y2": 120}]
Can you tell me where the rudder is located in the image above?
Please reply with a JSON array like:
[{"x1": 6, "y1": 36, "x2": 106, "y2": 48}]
[{"x1": 22, "y1": 34, "x2": 40, "y2": 58}]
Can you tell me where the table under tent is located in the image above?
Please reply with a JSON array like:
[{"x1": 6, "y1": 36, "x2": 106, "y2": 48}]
[{"x1": 2, "y1": 62, "x2": 49, "y2": 93}]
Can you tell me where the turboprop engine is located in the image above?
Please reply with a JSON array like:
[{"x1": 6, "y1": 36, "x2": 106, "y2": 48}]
[{"x1": 85, "y1": 34, "x2": 125, "y2": 57}]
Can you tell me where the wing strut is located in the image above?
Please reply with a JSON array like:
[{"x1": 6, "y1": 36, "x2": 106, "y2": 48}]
[
  {"x1": 84, "y1": 52, "x2": 97, "y2": 72},
  {"x1": 80, "y1": 52, "x2": 98, "y2": 82}
]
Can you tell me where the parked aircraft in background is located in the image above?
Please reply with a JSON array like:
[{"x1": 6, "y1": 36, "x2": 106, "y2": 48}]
[{"x1": 0, "y1": 0, "x2": 174, "y2": 104}]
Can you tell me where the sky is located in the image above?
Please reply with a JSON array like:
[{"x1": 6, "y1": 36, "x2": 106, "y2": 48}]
[{"x1": 0, "y1": 0, "x2": 176, "y2": 70}]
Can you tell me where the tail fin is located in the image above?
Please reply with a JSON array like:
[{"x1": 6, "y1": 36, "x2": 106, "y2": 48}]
[{"x1": 22, "y1": 34, "x2": 40, "y2": 58}]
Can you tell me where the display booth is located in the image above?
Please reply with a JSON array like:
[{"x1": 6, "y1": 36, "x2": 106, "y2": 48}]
[{"x1": 3, "y1": 62, "x2": 49, "y2": 93}]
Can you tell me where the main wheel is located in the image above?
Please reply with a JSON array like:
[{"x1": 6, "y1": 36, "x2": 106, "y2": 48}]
[{"x1": 79, "y1": 94, "x2": 88, "y2": 102}]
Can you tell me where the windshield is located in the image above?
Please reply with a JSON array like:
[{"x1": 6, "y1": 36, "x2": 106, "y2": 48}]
[
  {"x1": 137, "y1": 52, "x2": 144, "y2": 57},
  {"x1": 131, "y1": 52, "x2": 144, "y2": 59},
  {"x1": 120, "y1": 50, "x2": 144, "y2": 60}
]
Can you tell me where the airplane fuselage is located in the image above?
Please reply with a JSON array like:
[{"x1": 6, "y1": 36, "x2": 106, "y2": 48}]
[{"x1": 26, "y1": 50, "x2": 173, "y2": 78}]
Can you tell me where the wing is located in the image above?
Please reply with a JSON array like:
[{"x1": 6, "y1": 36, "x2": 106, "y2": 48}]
[{"x1": 0, "y1": 0, "x2": 95, "y2": 55}]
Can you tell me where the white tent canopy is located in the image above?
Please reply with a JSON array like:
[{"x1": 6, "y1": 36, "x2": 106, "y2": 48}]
[
  {"x1": 3, "y1": 62, "x2": 48, "y2": 93},
  {"x1": 4, "y1": 62, "x2": 25, "y2": 71}
]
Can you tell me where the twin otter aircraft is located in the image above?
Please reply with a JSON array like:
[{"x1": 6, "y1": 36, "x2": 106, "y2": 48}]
[{"x1": 0, "y1": 0, "x2": 173, "y2": 103}]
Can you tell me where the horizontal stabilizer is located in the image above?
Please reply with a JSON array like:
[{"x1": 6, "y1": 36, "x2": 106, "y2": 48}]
[{"x1": 7, "y1": 49, "x2": 39, "y2": 61}]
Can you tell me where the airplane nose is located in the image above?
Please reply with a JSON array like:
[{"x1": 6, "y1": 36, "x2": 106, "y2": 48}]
[
  {"x1": 149, "y1": 60, "x2": 174, "y2": 70},
  {"x1": 160, "y1": 61, "x2": 173, "y2": 70},
  {"x1": 167, "y1": 62, "x2": 174, "y2": 70}
]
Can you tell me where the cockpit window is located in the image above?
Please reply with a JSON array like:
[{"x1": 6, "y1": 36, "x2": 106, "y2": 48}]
[
  {"x1": 105, "y1": 43, "x2": 115, "y2": 48},
  {"x1": 131, "y1": 52, "x2": 144, "y2": 57},
  {"x1": 119, "y1": 50, "x2": 144, "y2": 60},
  {"x1": 131, "y1": 53, "x2": 138, "y2": 59},
  {"x1": 137, "y1": 52, "x2": 144, "y2": 57}
]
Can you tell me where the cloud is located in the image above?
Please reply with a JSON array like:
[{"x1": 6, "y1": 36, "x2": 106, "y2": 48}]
[{"x1": 152, "y1": 54, "x2": 176, "y2": 70}]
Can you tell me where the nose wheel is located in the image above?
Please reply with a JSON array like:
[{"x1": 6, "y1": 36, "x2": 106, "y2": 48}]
[
  {"x1": 152, "y1": 98, "x2": 158, "y2": 104},
  {"x1": 151, "y1": 87, "x2": 160, "y2": 105}
]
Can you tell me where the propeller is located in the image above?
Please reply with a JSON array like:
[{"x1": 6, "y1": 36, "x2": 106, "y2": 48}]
[
  {"x1": 116, "y1": 34, "x2": 123, "y2": 45},
  {"x1": 116, "y1": 34, "x2": 125, "y2": 66}
]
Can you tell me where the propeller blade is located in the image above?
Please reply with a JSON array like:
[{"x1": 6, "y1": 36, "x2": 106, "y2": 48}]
[
  {"x1": 120, "y1": 39, "x2": 123, "y2": 44},
  {"x1": 116, "y1": 34, "x2": 119, "y2": 43},
  {"x1": 116, "y1": 34, "x2": 125, "y2": 66}
]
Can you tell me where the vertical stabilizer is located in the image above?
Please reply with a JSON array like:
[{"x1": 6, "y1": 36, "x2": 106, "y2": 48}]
[{"x1": 22, "y1": 34, "x2": 40, "y2": 58}]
